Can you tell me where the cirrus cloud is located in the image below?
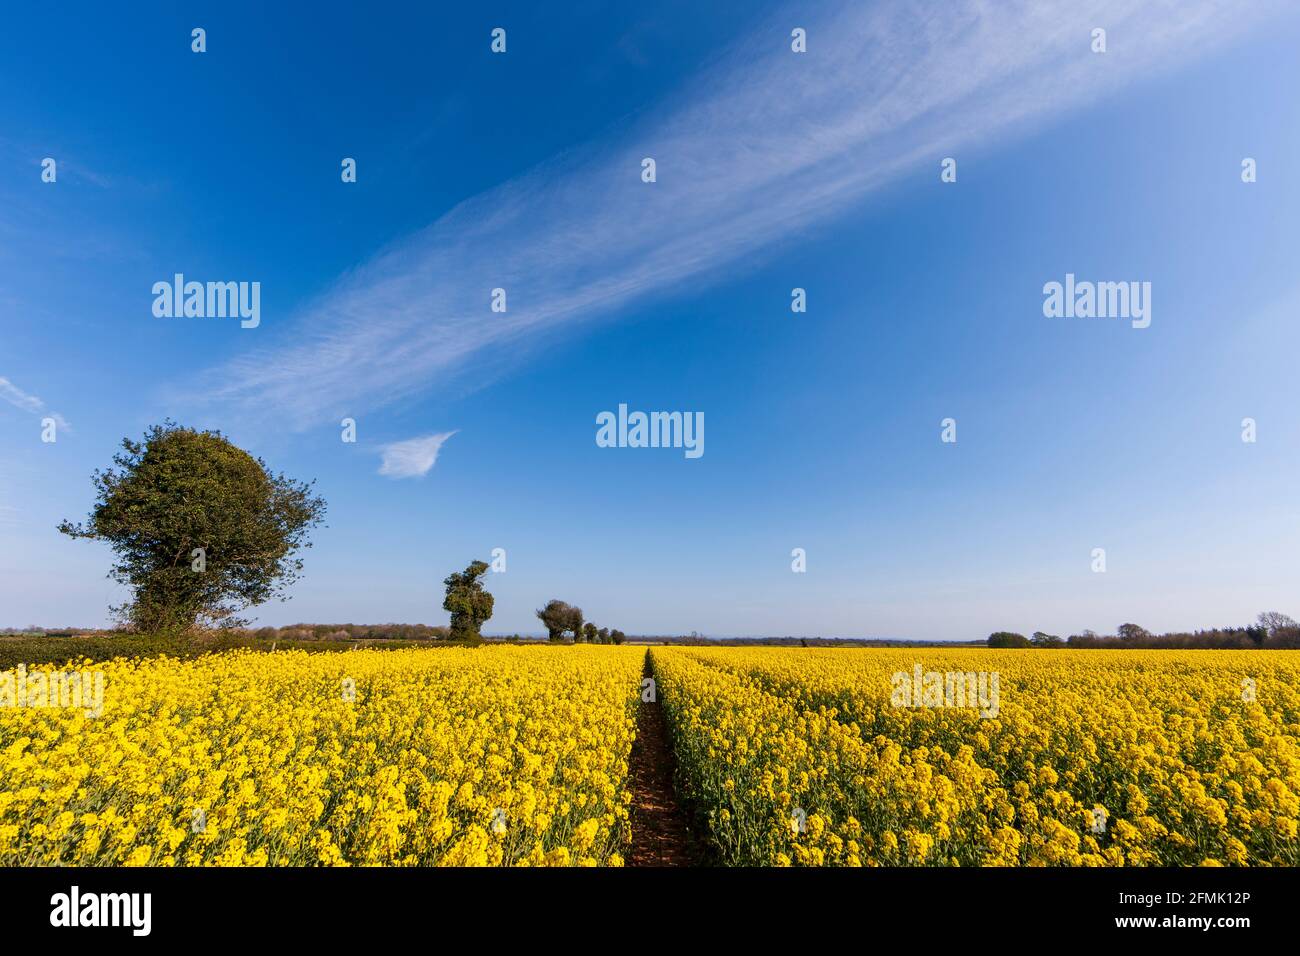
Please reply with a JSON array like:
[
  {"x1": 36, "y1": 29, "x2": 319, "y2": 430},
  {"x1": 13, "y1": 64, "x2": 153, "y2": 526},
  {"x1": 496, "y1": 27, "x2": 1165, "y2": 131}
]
[
  {"x1": 194, "y1": 0, "x2": 1289, "y2": 428},
  {"x1": 0, "y1": 376, "x2": 69, "y2": 431}
]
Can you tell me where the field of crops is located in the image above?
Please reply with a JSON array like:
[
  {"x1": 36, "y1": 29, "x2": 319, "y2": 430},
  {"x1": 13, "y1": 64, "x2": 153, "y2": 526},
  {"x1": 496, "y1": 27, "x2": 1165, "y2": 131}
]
[
  {"x1": 0, "y1": 645, "x2": 643, "y2": 865},
  {"x1": 2, "y1": 643, "x2": 1297, "y2": 867},
  {"x1": 651, "y1": 647, "x2": 1300, "y2": 866}
]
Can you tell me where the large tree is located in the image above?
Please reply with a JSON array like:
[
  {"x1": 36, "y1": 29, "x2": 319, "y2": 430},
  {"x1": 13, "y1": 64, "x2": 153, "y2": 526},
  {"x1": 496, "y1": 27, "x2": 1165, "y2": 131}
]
[
  {"x1": 1116, "y1": 623, "x2": 1151, "y2": 644},
  {"x1": 537, "y1": 600, "x2": 577, "y2": 642},
  {"x1": 987, "y1": 631, "x2": 1030, "y2": 648},
  {"x1": 1258, "y1": 611, "x2": 1298, "y2": 635},
  {"x1": 565, "y1": 604, "x2": 585, "y2": 642},
  {"x1": 442, "y1": 560, "x2": 494, "y2": 642},
  {"x1": 59, "y1": 422, "x2": 326, "y2": 632}
]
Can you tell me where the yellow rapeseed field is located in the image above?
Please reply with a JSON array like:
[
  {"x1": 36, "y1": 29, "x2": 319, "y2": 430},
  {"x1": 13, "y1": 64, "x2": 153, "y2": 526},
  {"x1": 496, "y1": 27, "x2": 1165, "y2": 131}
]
[
  {"x1": 4, "y1": 643, "x2": 1296, "y2": 867},
  {"x1": 651, "y1": 647, "x2": 1300, "y2": 866},
  {"x1": 0, "y1": 645, "x2": 643, "y2": 866}
]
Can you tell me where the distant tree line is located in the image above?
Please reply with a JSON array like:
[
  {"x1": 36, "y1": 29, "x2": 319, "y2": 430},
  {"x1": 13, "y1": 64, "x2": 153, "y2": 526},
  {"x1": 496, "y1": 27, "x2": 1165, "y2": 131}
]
[
  {"x1": 988, "y1": 612, "x2": 1300, "y2": 649},
  {"x1": 535, "y1": 600, "x2": 626, "y2": 644},
  {"x1": 252, "y1": 623, "x2": 453, "y2": 642}
]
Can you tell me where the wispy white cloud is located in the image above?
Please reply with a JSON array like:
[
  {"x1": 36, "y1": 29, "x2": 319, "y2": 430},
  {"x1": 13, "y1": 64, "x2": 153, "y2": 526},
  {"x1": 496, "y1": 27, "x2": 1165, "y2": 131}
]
[
  {"x1": 378, "y1": 431, "x2": 458, "y2": 479},
  {"x1": 198, "y1": 0, "x2": 1286, "y2": 427},
  {"x1": 0, "y1": 376, "x2": 69, "y2": 431}
]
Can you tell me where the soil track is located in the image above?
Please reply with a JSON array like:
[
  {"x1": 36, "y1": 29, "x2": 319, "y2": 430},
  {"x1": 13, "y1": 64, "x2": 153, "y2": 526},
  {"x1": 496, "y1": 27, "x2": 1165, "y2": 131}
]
[{"x1": 627, "y1": 650, "x2": 700, "y2": 866}]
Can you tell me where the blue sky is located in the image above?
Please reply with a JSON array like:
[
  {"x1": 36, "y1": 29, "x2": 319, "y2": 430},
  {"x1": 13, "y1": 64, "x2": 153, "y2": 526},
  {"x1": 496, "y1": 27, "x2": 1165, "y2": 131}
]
[{"x1": 1, "y1": 1, "x2": 1297, "y2": 639}]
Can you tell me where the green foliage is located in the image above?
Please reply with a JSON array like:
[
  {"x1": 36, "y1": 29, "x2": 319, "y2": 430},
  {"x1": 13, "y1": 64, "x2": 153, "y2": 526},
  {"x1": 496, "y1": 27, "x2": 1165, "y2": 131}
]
[
  {"x1": 58, "y1": 422, "x2": 326, "y2": 633},
  {"x1": 537, "y1": 600, "x2": 585, "y2": 642},
  {"x1": 1115, "y1": 623, "x2": 1151, "y2": 643},
  {"x1": 1031, "y1": 631, "x2": 1064, "y2": 648},
  {"x1": 442, "y1": 560, "x2": 494, "y2": 642},
  {"x1": 987, "y1": 631, "x2": 1031, "y2": 648},
  {"x1": 536, "y1": 600, "x2": 574, "y2": 642},
  {"x1": 566, "y1": 605, "x2": 585, "y2": 641},
  {"x1": 536, "y1": 601, "x2": 622, "y2": 645}
]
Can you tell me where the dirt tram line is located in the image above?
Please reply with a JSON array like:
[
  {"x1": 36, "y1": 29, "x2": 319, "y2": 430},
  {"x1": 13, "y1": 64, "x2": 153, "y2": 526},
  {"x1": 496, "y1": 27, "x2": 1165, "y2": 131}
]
[{"x1": 627, "y1": 650, "x2": 700, "y2": 866}]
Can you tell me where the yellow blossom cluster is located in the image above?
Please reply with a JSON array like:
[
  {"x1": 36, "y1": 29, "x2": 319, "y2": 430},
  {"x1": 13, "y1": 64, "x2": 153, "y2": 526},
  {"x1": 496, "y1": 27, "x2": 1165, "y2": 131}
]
[
  {"x1": 650, "y1": 647, "x2": 1300, "y2": 866},
  {"x1": 0, "y1": 645, "x2": 643, "y2": 866}
]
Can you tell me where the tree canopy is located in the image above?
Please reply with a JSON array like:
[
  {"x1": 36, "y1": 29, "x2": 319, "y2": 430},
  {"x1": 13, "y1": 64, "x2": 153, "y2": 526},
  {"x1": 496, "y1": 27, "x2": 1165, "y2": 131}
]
[
  {"x1": 537, "y1": 600, "x2": 580, "y2": 642},
  {"x1": 59, "y1": 422, "x2": 326, "y2": 632},
  {"x1": 987, "y1": 631, "x2": 1031, "y2": 648},
  {"x1": 442, "y1": 560, "x2": 494, "y2": 642}
]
